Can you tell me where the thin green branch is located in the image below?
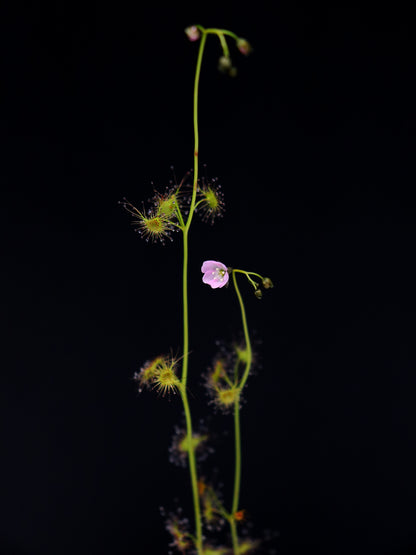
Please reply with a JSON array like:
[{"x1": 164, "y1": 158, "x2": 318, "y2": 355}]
[
  {"x1": 179, "y1": 386, "x2": 202, "y2": 553},
  {"x1": 230, "y1": 393, "x2": 242, "y2": 554},
  {"x1": 232, "y1": 271, "x2": 253, "y2": 392},
  {"x1": 228, "y1": 270, "x2": 254, "y2": 553},
  {"x1": 185, "y1": 31, "x2": 207, "y2": 232},
  {"x1": 179, "y1": 28, "x2": 210, "y2": 555}
]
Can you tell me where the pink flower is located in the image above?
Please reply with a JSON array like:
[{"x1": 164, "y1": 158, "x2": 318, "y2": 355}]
[{"x1": 201, "y1": 260, "x2": 229, "y2": 289}]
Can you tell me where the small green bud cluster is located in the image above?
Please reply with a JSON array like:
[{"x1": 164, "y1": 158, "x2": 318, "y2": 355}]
[
  {"x1": 255, "y1": 276, "x2": 274, "y2": 299},
  {"x1": 251, "y1": 275, "x2": 274, "y2": 300},
  {"x1": 217, "y1": 34, "x2": 252, "y2": 77},
  {"x1": 184, "y1": 24, "x2": 251, "y2": 78}
]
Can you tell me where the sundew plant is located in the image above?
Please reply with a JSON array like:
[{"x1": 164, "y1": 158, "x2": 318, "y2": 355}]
[{"x1": 121, "y1": 25, "x2": 274, "y2": 554}]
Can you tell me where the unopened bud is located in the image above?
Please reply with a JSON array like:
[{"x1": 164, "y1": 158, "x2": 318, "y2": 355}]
[
  {"x1": 262, "y1": 277, "x2": 274, "y2": 289},
  {"x1": 234, "y1": 509, "x2": 246, "y2": 521},
  {"x1": 218, "y1": 56, "x2": 232, "y2": 72},
  {"x1": 254, "y1": 288, "x2": 262, "y2": 299},
  {"x1": 185, "y1": 25, "x2": 200, "y2": 42},
  {"x1": 236, "y1": 38, "x2": 252, "y2": 56}
]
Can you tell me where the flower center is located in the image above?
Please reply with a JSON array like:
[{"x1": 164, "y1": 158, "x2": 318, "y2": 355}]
[{"x1": 212, "y1": 267, "x2": 226, "y2": 281}]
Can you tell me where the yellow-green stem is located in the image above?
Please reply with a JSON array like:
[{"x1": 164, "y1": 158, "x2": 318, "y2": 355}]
[
  {"x1": 180, "y1": 228, "x2": 202, "y2": 554},
  {"x1": 232, "y1": 396, "x2": 242, "y2": 514},
  {"x1": 185, "y1": 31, "x2": 207, "y2": 232},
  {"x1": 180, "y1": 385, "x2": 202, "y2": 553},
  {"x1": 181, "y1": 229, "x2": 190, "y2": 385},
  {"x1": 230, "y1": 270, "x2": 253, "y2": 553},
  {"x1": 179, "y1": 29, "x2": 209, "y2": 555},
  {"x1": 230, "y1": 393, "x2": 241, "y2": 553},
  {"x1": 232, "y1": 271, "x2": 253, "y2": 391}
]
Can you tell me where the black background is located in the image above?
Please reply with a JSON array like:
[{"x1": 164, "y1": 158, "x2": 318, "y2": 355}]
[{"x1": 2, "y1": 3, "x2": 416, "y2": 554}]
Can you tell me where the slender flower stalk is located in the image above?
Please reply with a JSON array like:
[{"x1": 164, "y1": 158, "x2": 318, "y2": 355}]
[
  {"x1": 184, "y1": 30, "x2": 207, "y2": 235},
  {"x1": 178, "y1": 29, "x2": 208, "y2": 555},
  {"x1": 229, "y1": 270, "x2": 253, "y2": 552},
  {"x1": 232, "y1": 270, "x2": 253, "y2": 392}
]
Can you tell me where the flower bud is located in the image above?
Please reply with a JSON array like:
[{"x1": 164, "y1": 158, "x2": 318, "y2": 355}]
[
  {"x1": 236, "y1": 38, "x2": 252, "y2": 55},
  {"x1": 262, "y1": 277, "x2": 274, "y2": 289},
  {"x1": 197, "y1": 480, "x2": 207, "y2": 496},
  {"x1": 218, "y1": 55, "x2": 232, "y2": 72},
  {"x1": 185, "y1": 25, "x2": 200, "y2": 42},
  {"x1": 234, "y1": 509, "x2": 246, "y2": 521},
  {"x1": 255, "y1": 288, "x2": 262, "y2": 299}
]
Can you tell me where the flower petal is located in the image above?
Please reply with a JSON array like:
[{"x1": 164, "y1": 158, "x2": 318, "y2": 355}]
[
  {"x1": 202, "y1": 273, "x2": 215, "y2": 285},
  {"x1": 210, "y1": 277, "x2": 227, "y2": 289},
  {"x1": 221, "y1": 272, "x2": 229, "y2": 286},
  {"x1": 201, "y1": 260, "x2": 218, "y2": 273}
]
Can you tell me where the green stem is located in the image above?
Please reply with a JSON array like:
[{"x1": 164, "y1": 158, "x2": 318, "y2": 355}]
[
  {"x1": 180, "y1": 386, "x2": 203, "y2": 554},
  {"x1": 179, "y1": 29, "x2": 209, "y2": 555},
  {"x1": 197, "y1": 25, "x2": 239, "y2": 41},
  {"x1": 181, "y1": 229, "x2": 190, "y2": 385},
  {"x1": 229, "y1": 271, "x2": 253, "y2": 554},
  {"x1": 233, "y1": 269, "x2": 265, "y2": 293},
  {"x1": 230, "y1": 393, "x2": 241, "y2": 554},
  {"x1": 185, "y1": 31, "x2": 207, "y2": 232},
  {"x1": 232, "y1": 271, "x2": 253, "y2": 391},
  {"x1": 217, "y1": 32, "x2": 230, "y2": 58},
  {"x1": 180, "y1": 229, "x2": 203, "y2": 554},
  {"x1": 232, "y1": 394, "x2": 242, "y2": 515}
]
